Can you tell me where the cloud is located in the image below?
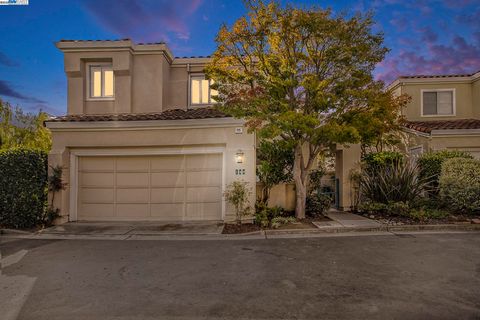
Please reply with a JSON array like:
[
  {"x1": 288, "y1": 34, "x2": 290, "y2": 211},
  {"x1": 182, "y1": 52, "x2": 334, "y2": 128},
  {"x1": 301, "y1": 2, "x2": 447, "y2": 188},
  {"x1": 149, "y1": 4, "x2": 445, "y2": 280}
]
[
  {"x1": 456, "y1": 9, "x2": 480, "y2": 29},
  {"x1": 376, "y1": 34, "x2": 480, "y2": 84},
  {"x1": 0, "y1": 51, "x2": 19, "y2": 67},
  {"x1": 0, "y1": 80, "x2": 46, "y2": 104},
  {"x1": 418, "y1": 26, "x2": 438, "y2": 44},
  {"x1": 442, "y1": 0, "x2": 476, "y2": 8},
  {"x1": 82, "y1": 0, "x2": 203, "y2": 42}
]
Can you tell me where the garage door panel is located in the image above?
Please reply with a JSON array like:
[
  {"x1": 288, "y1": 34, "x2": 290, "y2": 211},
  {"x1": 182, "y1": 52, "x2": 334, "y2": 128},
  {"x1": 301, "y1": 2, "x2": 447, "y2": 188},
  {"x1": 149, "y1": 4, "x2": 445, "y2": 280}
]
[
  {"x1": 116, "y1": 157, "x2": 149, "y2": 171},
  {"x1": 116, "y1": 204, "x2": 150, "y2": 217},
  {"x1": 80, "y1": 172, "x2": 114, "y2": 187},
  {"x1": 151, "y1": 156, "x2": 185, "y2": 170},
  {"x1": 187, "y1": 186, "x2": 221, "y2": 202},
  {"x1": 151, "y1": 188, "x2": 185, "y2": 203},
  {"x1": 78, "y1": 204, "x2": 114, "y2": 218},
  {"x1": 186, "y1": 154, "x2": 222, "y2": 169},
  {"x1": 80, "y1": 188, "x2": 114, "y2": 203},
  {"x1": 186, "y1": 170, "x2": 221, "y2": 186},
  {"x1": 151, "y1": 204, "x2": 184, "y2": 218},
  {"x1": 116, "y1": 172, "x2": 149, "y2": 187},
  {"x1": 151, "y1": 172, "x2": 184, "y2": 187},
  {"x1": 80, "y1": 157, "x2": 114, "y2": 171},
  {"x1": 116, "y1": 188, "x2": 149, "y2": 203},
  {"x1": 78, "y1": 154, "x2": 222, "y2": 221},
  {"x1": 186, "y1": 203, "x2": 221, "y2": 220}
]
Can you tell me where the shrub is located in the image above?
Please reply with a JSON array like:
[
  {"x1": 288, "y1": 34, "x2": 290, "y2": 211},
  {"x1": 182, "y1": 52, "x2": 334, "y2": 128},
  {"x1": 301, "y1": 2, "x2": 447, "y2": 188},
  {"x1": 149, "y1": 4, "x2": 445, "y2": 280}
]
[
  {"x1": 256, "y1": 140, "x2": 294, "y2": 204},
  {"x1": 359, "y1": 201, "x2": 449, "y2": 221},
  {"x1": 254, "y1": 202, "x2": 285, "y2": 228},
  {"x1": 362, "y1": 151, "x2": 404, "y2": 172},
  {"x1": 224, "y1": 180, "x2": 252, "y2": 224},
  {"x1": 0, "y1": 148, "x2": 48, "y2": 228},
  {"x1": 409, "y1": 208, "x2": 449, "y2": 222},
  {"x1": 358, "y1": 201, "x2": 409, "y2": 216},
  {"x1": 307, "y1": 167, "x2": 326, "y2": 195},
  {"x1": 306, "y1": 193, "x2": 332, "y2": 217},
  {"x1": 45, "y1": 165, "x2": 67, "y2": 226},
  {"x1": 439, "y1": 158, "x2": 480, "y2": 213},
  {"x1": 418, "y1": 150, "x2": 473, "y2": 195},
  {"x1": 360, "y1": 160, "x2": 431, "y2": 204},
  {"x1": 270, "y1": 216, "x2": 296, "y2": 229}
]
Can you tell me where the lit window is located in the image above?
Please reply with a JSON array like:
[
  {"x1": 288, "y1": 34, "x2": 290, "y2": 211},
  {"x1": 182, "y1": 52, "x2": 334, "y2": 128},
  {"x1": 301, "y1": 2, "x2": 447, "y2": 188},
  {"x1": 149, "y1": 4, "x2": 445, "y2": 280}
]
[
  {"x1": 422, "y1": 90, "x2": 454, "y2": 116},
  {"x1": 89, "y1": 64, "x2": 114, "y2": 99},
  {"x1": 190, "y1": 75, "x2": 217, "y2": 106}
]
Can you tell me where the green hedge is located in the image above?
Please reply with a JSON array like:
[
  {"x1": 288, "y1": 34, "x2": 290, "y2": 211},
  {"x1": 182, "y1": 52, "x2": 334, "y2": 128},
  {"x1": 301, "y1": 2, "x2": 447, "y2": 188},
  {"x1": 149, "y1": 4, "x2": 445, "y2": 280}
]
[
  {"x1": 0, "y1": 148, "x2": 48, "y2": 228},
  {"x1": 439, "y1": 157, "x2": 480, "y2": 213},
  {"x1": 362, "y1": 151, "x2": 403, "y2": 171},
  {"x1": 418, "y1": 150, "x2": 473, "y2": 195}
]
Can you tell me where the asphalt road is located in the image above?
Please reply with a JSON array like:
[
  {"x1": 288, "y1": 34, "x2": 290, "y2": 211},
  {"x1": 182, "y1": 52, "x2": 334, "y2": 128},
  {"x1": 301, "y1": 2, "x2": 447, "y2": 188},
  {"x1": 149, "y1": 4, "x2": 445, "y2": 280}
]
[{"x1": 1, "y1": 232, "x2": 479, "y2": 320}]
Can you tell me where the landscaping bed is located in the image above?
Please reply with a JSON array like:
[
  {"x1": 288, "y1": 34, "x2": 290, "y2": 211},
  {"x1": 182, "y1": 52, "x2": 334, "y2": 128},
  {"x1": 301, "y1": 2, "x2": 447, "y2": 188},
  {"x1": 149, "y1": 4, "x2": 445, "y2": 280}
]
[
  {"x1": 363, "y1": 213, "x2": 480, "y2": 226},
  {"x1": 222, "y1": 223, "x2": 262, "y2": 234},
  {"x1": 222, "y1": 215, "x2": 332, "y2": 234}
]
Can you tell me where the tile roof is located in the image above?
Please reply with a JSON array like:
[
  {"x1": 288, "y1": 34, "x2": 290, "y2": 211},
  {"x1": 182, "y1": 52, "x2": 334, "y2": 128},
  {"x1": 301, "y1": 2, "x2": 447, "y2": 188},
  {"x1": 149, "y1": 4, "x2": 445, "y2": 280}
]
[
  {"x1": 403, "y1": 119, "x2": 480, "y2": 133},
  {"x1": 59, "y1": 39, "x2": 132, "y2": 42},
  {"x1": 46, "y1": 107, "x2": 229, "y2": 122},
  {"x1": 175, "y1": 55, "x2": 212, "y2": 59},
  {"x1": 398, "y1": 71, "x2": 480, "y2": 79}
]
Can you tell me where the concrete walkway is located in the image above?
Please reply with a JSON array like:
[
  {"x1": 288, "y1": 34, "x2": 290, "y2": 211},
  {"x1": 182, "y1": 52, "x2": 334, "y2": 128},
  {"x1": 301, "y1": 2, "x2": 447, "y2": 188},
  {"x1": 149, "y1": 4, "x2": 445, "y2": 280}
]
[{"x1": 323, "y1": 211, "x2": 382, "y2": 228}]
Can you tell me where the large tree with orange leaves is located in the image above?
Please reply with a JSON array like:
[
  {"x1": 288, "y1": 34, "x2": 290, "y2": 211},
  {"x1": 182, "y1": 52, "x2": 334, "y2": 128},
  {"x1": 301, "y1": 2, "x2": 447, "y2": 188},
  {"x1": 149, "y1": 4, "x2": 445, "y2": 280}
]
[{"x1": 206, "y1": 0, "x2": 407, "y2": 218}]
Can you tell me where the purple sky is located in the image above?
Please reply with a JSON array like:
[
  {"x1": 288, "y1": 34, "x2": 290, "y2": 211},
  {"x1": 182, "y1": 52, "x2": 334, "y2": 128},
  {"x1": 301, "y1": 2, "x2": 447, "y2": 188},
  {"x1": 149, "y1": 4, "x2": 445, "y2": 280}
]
[{"x1": 0, "y1": 0, "x2": 479, "y2": 115}]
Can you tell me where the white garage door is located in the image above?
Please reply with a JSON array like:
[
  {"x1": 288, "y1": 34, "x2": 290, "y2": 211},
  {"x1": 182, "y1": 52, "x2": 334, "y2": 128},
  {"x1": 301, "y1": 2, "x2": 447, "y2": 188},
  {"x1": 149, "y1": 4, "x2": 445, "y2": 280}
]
[{"x1": 77, "y1": 154, "x2": 223, "y2": 221}]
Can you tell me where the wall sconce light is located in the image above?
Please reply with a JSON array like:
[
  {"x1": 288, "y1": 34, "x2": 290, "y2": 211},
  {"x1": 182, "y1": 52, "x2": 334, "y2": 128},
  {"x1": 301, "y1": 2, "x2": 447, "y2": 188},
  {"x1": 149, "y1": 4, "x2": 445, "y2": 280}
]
[{"x1": 235, "y1": 150, "x2": 245, "y2": 164}]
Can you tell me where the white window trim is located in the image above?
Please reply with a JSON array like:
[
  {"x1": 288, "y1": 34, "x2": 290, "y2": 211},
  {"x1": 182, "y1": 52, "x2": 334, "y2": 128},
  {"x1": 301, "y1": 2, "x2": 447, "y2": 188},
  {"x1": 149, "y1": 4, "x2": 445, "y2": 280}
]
[
  {"x1": 188, "y1": 73, "x2": 216, "y2": 107},
  {"x1": 86, "y1": 62, "x2": 115, "y2": 101},
  {"x1": 420, "y1": 88, "x2": 456, "y2": 117}
]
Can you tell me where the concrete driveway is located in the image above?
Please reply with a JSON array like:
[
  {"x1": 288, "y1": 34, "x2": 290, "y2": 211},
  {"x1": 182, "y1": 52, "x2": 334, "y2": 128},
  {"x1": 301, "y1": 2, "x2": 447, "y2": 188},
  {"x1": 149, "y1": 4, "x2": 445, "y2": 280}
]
[
  {"x1": 1, "y1": 232, "x2": 479, "y2": 319},
  {"x1": 39, "y1": 221, "x2": 224, "y2": 236}
]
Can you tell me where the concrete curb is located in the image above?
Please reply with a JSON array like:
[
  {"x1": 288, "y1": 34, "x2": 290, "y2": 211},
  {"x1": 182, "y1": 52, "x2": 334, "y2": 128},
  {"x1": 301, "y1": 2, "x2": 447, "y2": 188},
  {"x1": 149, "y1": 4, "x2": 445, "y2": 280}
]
[
  {"x1": 2, "y1": 224, "x2": 479, "y2": 241},
  {"x1": 0, "y1": 228, "x2": 36, "y2": 235},
  {"x1": 263, "y1": 223, "x2": 480, "y2": 236}
]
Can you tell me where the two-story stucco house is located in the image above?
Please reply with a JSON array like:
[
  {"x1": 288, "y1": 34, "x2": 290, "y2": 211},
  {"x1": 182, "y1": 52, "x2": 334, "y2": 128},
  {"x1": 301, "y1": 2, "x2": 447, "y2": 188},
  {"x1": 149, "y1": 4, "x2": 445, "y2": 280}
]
[
  {"x1": 388, "y1": 71, "x2": 480, "y2": 158},
  {"x1": 45, "y1": 39, "x2": 257, "y2": 223}
]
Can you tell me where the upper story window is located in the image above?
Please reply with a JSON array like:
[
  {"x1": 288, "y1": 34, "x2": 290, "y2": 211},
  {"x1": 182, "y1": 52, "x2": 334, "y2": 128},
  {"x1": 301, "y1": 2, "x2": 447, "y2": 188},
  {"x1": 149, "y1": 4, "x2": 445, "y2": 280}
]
[
  {"x1": 422, "y1": 89, "x2": 455, "y2": 116},
  {"x1": 87, "y1": 63, "x2": 114, "y2": 100},
  {"x1": 190, "y1": 74, "x2": 218, "y2": 106}
]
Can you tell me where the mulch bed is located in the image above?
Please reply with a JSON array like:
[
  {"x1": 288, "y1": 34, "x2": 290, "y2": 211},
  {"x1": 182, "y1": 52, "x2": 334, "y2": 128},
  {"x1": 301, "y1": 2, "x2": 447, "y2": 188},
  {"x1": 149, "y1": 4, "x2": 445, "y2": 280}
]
[
  {"x1": 222, "y1": 223, "x2": 262, "y2": 234},
  {"x1": 361, "y1": 213, "x2": 480, "y2": 226},
  {"x1": 222, "y1": 215, "x2": 332, "y2": 234}
]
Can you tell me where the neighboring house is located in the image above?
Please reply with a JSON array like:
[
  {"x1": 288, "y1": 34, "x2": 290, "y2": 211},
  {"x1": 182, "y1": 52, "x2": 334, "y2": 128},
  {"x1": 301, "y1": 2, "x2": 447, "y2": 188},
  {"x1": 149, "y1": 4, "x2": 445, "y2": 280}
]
[
  {"x1": 388, "y1": 71, "x2": 480, "y2": 158},
  {"x1": 45, "y1": 39, "x2": 256, "y2": 223}
]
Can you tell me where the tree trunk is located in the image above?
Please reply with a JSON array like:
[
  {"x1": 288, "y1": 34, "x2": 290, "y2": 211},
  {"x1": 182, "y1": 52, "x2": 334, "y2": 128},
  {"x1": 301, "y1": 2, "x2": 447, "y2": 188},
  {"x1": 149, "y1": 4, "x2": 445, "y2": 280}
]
[{"x1": 293, "y1": 144, "x2": 308, "y2": 219}]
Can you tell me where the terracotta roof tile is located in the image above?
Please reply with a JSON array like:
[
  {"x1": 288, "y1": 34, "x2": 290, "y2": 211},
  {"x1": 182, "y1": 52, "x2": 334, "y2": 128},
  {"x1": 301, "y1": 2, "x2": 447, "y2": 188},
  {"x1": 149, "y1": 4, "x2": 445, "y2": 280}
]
[
  {"x1": 46, "y1": 107, "x2": 229, "y2": 122},
  {"x1": 398, "y1": 71, "x2": 480, "y2": 79},
  {"x1": 403, "y1": 119, "x2": 480, "y2": 133},
  {"x1": 175, "y1": 55, "x2": 212, "y2": 59},
  {"x1": 59, "y1": 39, "x2": 131, "y2": 42}
]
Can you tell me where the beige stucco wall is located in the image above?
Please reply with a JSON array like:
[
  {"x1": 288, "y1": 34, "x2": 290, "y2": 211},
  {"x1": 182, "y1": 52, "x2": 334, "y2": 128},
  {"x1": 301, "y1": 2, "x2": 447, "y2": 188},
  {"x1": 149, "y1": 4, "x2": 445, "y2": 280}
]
[
  {"x1": 406, "y1": 132, "x2": 480, "y2": 159},
  {"x1": 473, "y1": 78, "x2": 480, "y2": 118},
  {"x1": 335, "y1": 144, "x2": 361, "y2": 211},
  {"x1": 257, "y1": 183, "x2": 296, "y2": 211},
  {"x1": 401, "y1": 82, "x2": 474, "y2": 121},
  {"x1": 59, "y1": 40, "x2": 213, "y2": 116},
  {"x1": 131, "y1": 54, "x2": 165, "y2": 113},
  {"x1": 47, "y1": 121, "x2": 256, "y2": 223}
]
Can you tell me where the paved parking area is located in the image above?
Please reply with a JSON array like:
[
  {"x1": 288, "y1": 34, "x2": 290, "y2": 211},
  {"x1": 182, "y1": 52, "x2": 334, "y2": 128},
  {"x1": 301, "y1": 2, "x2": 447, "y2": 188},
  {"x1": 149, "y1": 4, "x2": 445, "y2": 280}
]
[
  {"x1": 39, "y1": 221, "x2": 224, "y2": 236},
  {"x1": 1, "y1": 232, "x2": 479, "y2": 319}
]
